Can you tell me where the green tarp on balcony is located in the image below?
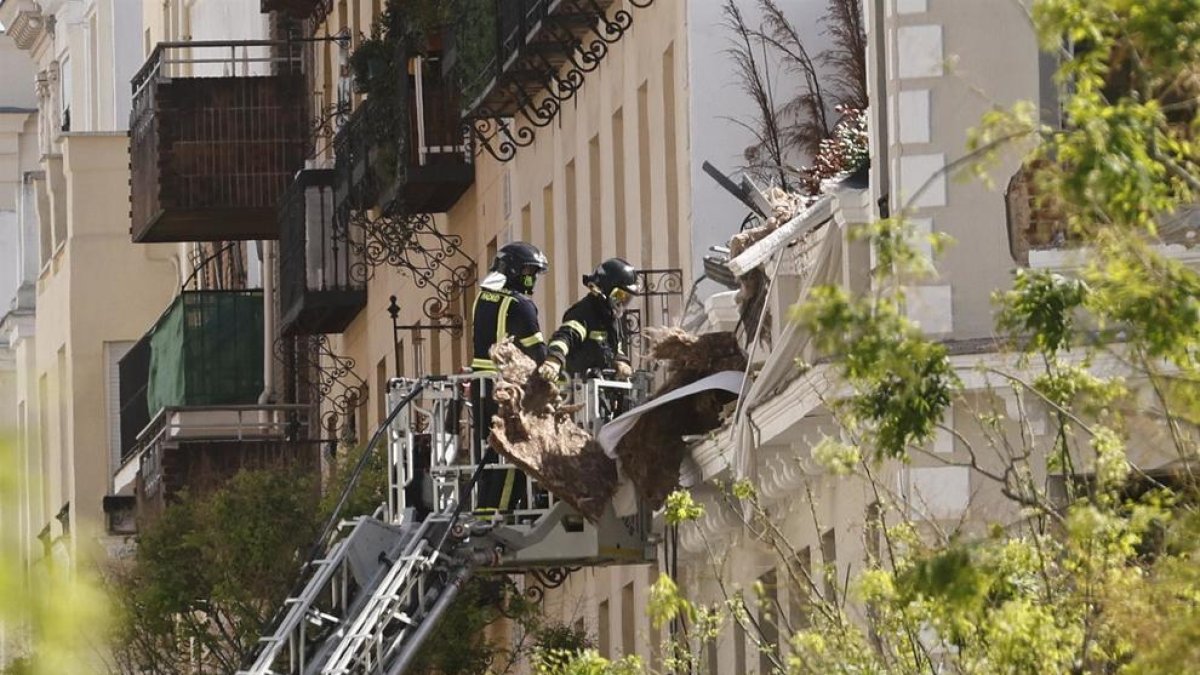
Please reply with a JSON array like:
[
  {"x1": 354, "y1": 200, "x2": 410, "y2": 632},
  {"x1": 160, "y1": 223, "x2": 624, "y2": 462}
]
[{"x1": 146, "y1": 290, "x2": 264, "y2": 415}]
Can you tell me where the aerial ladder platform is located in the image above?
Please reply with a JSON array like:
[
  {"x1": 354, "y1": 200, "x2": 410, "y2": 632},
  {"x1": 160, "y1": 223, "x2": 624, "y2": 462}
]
[{"x1": 239, "y1": 373, "x2": 658, "y2": 675}]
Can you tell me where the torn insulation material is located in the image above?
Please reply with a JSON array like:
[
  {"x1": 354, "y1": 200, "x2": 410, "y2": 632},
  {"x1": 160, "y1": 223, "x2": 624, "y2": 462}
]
[
  {"x1": 487, "y1": 340, "x2": 618, "y2": 521},
  {"x1": 613, "y1": 328, "x2": 747, "y2": 508}
]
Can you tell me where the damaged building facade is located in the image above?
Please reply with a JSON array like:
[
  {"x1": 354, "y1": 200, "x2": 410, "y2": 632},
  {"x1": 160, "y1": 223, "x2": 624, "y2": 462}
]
[
  {"x1": 537, "y1": 1, "x2": 1200, "y2": 673},
  {"x1": 6, "y1": 0, "x2": 1187, "y2": 671}
]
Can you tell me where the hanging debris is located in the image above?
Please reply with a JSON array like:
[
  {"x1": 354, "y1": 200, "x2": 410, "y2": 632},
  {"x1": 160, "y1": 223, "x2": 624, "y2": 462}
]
[
  {"x1": 613, "y1": 328, "x2": 747, "y2": 508},
  {"x1": 487, "y1": 341, "x2": 618, "y2": 521},
  {"x1": 727, "y1": 187, "x2": 808, "y2": 345}
]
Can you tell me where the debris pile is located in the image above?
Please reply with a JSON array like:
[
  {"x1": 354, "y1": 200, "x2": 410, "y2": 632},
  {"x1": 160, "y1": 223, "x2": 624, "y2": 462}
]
[
  {"x1": 487, "y1": 341, "x2": 618, "y2": 521},
  {"x1": 613, "y1": 328, "x2": 747, "y2": 508},
  {"x1": 727, "y1": 188, "x2": 808, "y2": 344}
]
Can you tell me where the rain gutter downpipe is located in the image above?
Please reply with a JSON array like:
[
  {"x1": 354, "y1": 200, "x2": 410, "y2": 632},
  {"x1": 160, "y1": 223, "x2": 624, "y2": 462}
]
[{"x1": 259, "y1": 240, "x2": 275, "y2": 405}]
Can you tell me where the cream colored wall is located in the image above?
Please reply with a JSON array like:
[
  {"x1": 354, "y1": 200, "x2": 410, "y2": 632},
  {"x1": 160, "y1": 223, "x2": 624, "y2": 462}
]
[
  {"x1": 877, "y1": 0, "x2": 1040, "y2": 340},
  {"x1": 29, "y1": 133, "x2": 177, "y2": 552},
  {"x1": 299, "y1": 2, "x2": 693, "y2": 662},
  {"x1": 319, "y1": 0, "x2": 692, "y2": 443}
]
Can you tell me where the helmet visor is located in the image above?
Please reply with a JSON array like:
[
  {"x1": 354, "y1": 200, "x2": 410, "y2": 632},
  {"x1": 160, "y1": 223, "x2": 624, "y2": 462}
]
[{"x1": 610, "y1": 287, "x2": 634, "y2": 307}]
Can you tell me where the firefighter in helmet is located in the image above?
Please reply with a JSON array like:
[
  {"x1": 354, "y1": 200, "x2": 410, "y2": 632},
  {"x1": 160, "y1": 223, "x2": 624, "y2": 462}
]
[
  {"x1": 471, "y1": 241, "x2": 548, "y2": 514},
  {"x1": 537, "y1": 257, "x2": 639, "y2": 382}
]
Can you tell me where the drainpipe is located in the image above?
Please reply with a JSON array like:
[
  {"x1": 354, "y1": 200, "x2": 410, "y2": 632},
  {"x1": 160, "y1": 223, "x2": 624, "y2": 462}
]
[{"x1": 259, "y1": 240, "x2": 276, "y2": 405}]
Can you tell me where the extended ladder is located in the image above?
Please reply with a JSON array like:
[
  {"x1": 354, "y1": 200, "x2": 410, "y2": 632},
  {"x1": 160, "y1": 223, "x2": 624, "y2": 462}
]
[{"x1": 240, "y1": 373, "x2": 656, "y2": 674}]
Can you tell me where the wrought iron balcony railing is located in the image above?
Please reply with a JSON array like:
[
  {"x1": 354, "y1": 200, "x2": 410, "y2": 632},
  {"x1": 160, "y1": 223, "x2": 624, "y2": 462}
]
[
  {"x1": 129, "y1": 40, "x2": 308, "y2": 242},
  {"x1": 279, "y1": 168, "x2": 367, "y2": 336},
  {"x1": 333, "y1": 44, "x2": 473, "y2": 216},
  {"x1": 260, "y1": 0, "x2": 323, "y2": 16},
  {"x1": 133, "y1": 403, "x2": 319, "y2": 520},
  {"x1": 451, "y1": 0, "x2": 654, "y2": 162},
  {"x1": 118, "y1": 290, "x2": 266, "y2": 442}
]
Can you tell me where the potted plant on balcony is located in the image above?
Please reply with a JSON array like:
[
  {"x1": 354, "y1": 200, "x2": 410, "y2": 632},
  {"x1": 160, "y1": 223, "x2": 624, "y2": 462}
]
[{"x1": 350, "y1": 37, "x2": 392, "y2": 94}]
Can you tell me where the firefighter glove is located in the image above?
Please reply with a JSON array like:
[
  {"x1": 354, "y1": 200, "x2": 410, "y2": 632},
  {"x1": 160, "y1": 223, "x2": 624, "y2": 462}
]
[
  {"x1": 614, "y1": 360, "x2": 633, "y2": 380},
  {"x1": 537, "y1": 358, "x2": 562, "y2": 382}
]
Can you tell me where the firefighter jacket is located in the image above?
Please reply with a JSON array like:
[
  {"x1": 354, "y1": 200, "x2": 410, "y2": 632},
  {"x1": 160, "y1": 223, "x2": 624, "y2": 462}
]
[
  {"x1": 471, "y1": 287, "x2": 546, "y2": 371},
  {"x1": 546, "y1": 293, "x2": 629, "y2": 376}
]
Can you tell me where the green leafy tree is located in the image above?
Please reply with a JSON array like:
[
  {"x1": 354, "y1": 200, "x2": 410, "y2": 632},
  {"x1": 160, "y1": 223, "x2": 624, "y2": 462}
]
[
  {"x1": 110, "y1": 468, "x2": 321, "y2": 673},
  {"x1": 552, "y1": 0, "x2": 1200, "y2": 672}
]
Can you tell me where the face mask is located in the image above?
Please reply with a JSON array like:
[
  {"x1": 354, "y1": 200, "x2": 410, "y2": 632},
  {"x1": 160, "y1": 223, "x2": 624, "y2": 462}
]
[{"x1": 521, "y1": 274, "x2": 536, "y2": 294}]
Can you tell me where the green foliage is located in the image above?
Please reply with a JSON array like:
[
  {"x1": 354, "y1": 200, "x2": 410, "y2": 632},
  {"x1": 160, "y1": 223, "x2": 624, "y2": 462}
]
[
  {"x1": 0, "y1": 437, "x2": 109, "y2": 674},
  {"x1": 996, "y1": 269, "x2": 1089, "y2": 353},
  {"x1": 533, "y1": 649, "x2": 644, "y2": 675},
  {"x1": 663, "y1": 489, "x2": 705, "y2": 525},
  {"x1": 810, "y1": 436, "x2": 861, "y2": 475},
  {"x1": 646, "y1": 574, "x2": 696, "y2": 630},
  {"x1": 795, "y1": 277, "x2": 959, "y2": 459},
  {"x1": 114, "y1": 468, "x2": 320, "y2": 673},
  {"x1": 647, "y1": 3, "x2": 1200, "y2": 674},
  {"x1": 407, "y1": 578, "x2": 506, "y2": 674}
]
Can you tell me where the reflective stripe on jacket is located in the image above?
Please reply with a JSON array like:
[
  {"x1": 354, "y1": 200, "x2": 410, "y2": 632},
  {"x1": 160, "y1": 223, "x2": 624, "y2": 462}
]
[
  {"x1": 546, "y1": 293, "x2": 628, "y2": 375},
  {"x1": 471, "y1": 287, "x2": 546, "y2": 370}
]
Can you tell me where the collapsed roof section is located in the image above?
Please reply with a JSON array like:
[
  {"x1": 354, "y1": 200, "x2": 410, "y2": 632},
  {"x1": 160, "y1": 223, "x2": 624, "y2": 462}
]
[{"x1": 684, "y1": 182, "x2": 873, "y2": 486}]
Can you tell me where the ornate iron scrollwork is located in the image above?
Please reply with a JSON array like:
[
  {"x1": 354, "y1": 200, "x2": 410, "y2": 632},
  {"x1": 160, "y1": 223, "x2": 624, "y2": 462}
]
[
  {"x1": 460, "y1": 0, "x2": 656, "y2": 163},
  {"x1": 530, "y1": 566, "x2": 581, "y2": 590},
  {"x1": 389, "y1": 295, "x2": 464, "y2": 340},
  {"x1": 491, "y1": 567, "x2": 583, "y2": 616},
  {"x1": 338, "y1": 208, "x2": 477, "y2": 305},
  {"x1": 276, "y1": 334, "x2": 369, "y2": 442},
  {"x1": 623, "y1": 268, "x2": 684, "y2": 362},
  {"x1": 622, "y1": 268, "x2": 684, "y2": 338},
  {"x1": 310, "y1": 97, "x2": 351, "y2": 157},
  {"x1": 465, "y1": 112, "x2": 535, "y2": 163}
]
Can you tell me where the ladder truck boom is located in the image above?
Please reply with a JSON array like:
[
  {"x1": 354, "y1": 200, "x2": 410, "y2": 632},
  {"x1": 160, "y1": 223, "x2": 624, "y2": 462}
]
[{"x1": 239, "y1": 373, "x2": 657, "y2": 675}]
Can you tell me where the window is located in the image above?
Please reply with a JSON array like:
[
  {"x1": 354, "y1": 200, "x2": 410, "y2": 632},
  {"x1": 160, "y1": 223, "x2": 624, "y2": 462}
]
[
  {"x1": 521, "y1": 203, "x2": 532, "y2": 244},
  {"x1": 758, "y1": 569, "x2": 781, "y2": 673},
  {"x1": 541, "y1": 183, "x2": 556, "y2": 314},
  {"x1": 598, "y1": 600, "x2": 611, "y2": 657},
  {"x1": 637, "y1": 82, "x2": 653, "y2": 265},
  {"x1": 565, "y1": 160, "x2": 578, "y2": 303},
  {"x1": 589, "y1": 134, "x2": 602, "y2": 256},
  {"x1": 104, "y1": 342, "x2": 135, "y2": 476},
  {"x1": 89, "y1": 12, "x2": 100, "y2": 129},
  {"x1": 789, "y1": 547, "x2": 812, "y2": 630},
  {"x1": 375, "y1": 357, "x2": 387, "y2": 427},
  {"x1": 59, "y1": 57, "x2": 72, "y2": 132},
  {"x1": 38, "y1": 374, "x2": 49, "y2": 516},
  {"x1": 821, "y1": 528, "x2": 838, "y2": 604},
  {"x1": 612, "y1": 108, "x2": 626, "y2": 257},
  {"x1": 661, "y1": 43, "x2": 679, "y2": 268},
  {"x1": 621, "y1": 582, "x2": 635, "y2": 655},
  {"x1": 866, "y1": 501, "x2": 883, "y2": 565},
  {"x1": 734, "y1": 615, "x2": 747, "y2": 673}
]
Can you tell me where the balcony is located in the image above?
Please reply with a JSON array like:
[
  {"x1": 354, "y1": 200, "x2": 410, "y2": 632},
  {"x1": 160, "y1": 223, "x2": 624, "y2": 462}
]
[
  {"x1": 279, "y1": 169, "x2": 367, "y2": 335},
  {"x1": 450, "y1": 0, "x2": 650, "y2": 158},
  {"x1": 260, "y1": 0, "x2": 323, "y2": 16},
  {"x1": 129, "y1": 40, "x2": 308, "y2": 242},
  {"x1": 335, "y1": 35, "x2": 472, "y2": 215},
  {"x1": 115, "y1": 290, "x2": 319, "y2": 520},
  {"x1": 131, "y1": 404, "x2": 319, "y2": 521}
]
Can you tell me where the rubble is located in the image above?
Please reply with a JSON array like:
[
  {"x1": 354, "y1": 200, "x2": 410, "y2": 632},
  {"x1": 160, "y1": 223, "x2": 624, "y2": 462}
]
[
  {"x1": 727, "y1": 187, "x2": 808, "y2": 344},
  {"x1": 487, "y1": 341, "x2": 618, "y2": 521},
  {"x1": 613, "y1": 328, "x2": 747, "y2": 508}
]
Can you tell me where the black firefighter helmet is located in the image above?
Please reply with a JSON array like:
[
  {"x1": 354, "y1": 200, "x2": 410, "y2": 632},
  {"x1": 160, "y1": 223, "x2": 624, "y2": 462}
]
[
  {"x1": 491, "y1": 241, "x2": 548, "y2": 294},
  {"x1": 585, "y1": 257, "x2": 640, "y2": 307}
]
